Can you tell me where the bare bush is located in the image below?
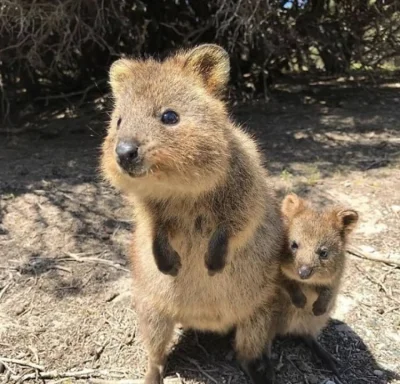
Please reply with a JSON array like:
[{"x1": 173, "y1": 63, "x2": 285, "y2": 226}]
[{"x1": 0, "y1": 0, "x2": 399, "y2": 123}]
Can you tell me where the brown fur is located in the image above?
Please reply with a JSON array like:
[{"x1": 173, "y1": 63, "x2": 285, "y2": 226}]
[
  {"x1": 101, "y1": 44, "x2": 284, "y2": 384},
  {"x1": 272, "y1": 193, "x2": 358, "y2": 372}
]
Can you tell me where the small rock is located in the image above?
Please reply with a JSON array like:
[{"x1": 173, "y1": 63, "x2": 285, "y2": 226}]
[
  {"x1": 0, "y1": 225, "x2": 8, "y2": 235},
  {"x1": 308, "y1": 374, "x2": 319, "y2": 384},
  {"x1": 13, "y1": 302, "x2": 28, "y2": 316},
  {"x1": 373, "y1": 370, "x2": 384, "y2": 377},
  {"x1": 15, "y1": 165, "x2": 29, "y2": 176},
  {"x1": 51, "y1": 166, "x2": 65, "y2": 177},
  {"x1": 392, "y1": 205, "x2": 400, "y2": 213},
  {"x1": 324, "y1": 381, "x2": 335, "y2": 384},
  {"x1": 360, "y1": 245, "x2": 376, "y2": 253},
  {"x1": 298, "y1": 360, "x2": 312, "y2": 373},
  {"x1": 294, "y1": 132, "x2": 308, "y2": 140}
]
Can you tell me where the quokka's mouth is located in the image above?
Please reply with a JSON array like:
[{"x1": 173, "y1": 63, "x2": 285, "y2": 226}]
[
  {"x1": 115, "y1": 161, "x2": 149, "y2": 178},
  {"x1": 126, "y1": 167, "x2": 150, "y2": 178}
]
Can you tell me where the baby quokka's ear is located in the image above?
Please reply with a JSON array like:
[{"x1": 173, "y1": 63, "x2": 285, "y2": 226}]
[
  {"x1": 281, "y1": 193, "x2": 306, "y2": 220},
  {"x1": 335, "y1": 209, "x2": 359, "y2": 236},
  {"x1": 181, "y1": 44, "x2": 230, "y2": 97},
  {"x1": 109, "y1": 58, "x2": 138, "y2": 95}
]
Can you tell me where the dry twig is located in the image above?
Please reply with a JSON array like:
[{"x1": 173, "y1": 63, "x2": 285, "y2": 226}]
[
  {"x1": 34, "y1": 80, "x2": 107, "y2": 105},
  {"x1": 89, "y1": 378, "x2": 182, "y2": 384},
  {"x1": 355, "y1": 265, "x2": 400, "y2": 306},
  {"x1": 347, "y1": 245, "x2": 400, "y2": 267},
  {"x1": 62, "y1": 252, "x2": 129, "y2": 272},
  {"x1": 10, "y1": 368, "x2": 125, "y2": 383},
  {"x1": 181, "y1": 356, "x2": 218, "y2": 384},
  {"x1": 0, "y1": 357, "x2": 44, "y2": 371},
  {"x1": 0, "y1": 281, "x2": 13, "y2": 302}
]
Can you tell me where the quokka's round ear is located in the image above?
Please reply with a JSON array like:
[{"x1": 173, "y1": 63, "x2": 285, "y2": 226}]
[
  {"x1": 336, "y1": 209, "x2": 359, "y2": 235},
  {"x1": 109, "y1": 58, "x2": 136, "y2": 95},
  {"x1": 182, "y1": 44, "x2": 230, "y2": 97},
  {"x1": 281, "y1": 193, "x2": 305, "y2": 219}
]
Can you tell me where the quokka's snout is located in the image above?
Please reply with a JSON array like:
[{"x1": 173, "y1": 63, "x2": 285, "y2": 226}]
[
  {"x1": 115, "y1": 140, "x2": 141, "y2": 173},
  {"x1": 297, "y1": 264, "x2": 314, "y2": 279}
]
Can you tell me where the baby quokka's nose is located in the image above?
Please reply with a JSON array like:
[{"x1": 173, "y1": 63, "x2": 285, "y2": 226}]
[
  {"x1": 298, "y1": 265, "x2": 313, "y2": 280},
  {"x1": 116, "y1": 141, "x2": 139, "y2": 170}
]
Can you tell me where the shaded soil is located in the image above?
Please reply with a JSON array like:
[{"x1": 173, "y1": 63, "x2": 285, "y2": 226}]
[{"x1": 0, "y1": 78, "x2": 399, "y2": 384}]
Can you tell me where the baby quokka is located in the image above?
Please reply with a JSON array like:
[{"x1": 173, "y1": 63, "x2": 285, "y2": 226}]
[{"x1": 276, "y1": 193, "x2": 359, "y2": 373}]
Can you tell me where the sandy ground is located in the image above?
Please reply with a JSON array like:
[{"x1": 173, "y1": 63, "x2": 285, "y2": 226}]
[{"x1": 0, "y1": 78, "x2": 399, "y2": 384}]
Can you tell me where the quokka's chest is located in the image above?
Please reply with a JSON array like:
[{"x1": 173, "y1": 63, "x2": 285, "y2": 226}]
[
  {"x1": 164, "y1": 212, "x2": 217, "y2": 258},
  {"x1": 278, "y1": 285, "x2": 330, "y2": 337}
]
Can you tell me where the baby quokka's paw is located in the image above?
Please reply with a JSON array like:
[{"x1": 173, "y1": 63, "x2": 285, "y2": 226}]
[
  {"x1": 312, "y1": 301, "x2": 327, "y2": 316},
  {"x1": 292, "y1": 292, "x2": 307, "y2": 309}
]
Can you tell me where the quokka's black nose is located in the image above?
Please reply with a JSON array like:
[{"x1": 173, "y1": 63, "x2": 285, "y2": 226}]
[
  {"x1": 116, "y1": 141, "x2": 139, "y2": 170},
  {"x1": 298, "y1": 265, "x2": 313, "y2": 279}
]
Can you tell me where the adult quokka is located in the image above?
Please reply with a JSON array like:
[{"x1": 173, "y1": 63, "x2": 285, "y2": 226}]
[{"x1": 101, "y1": 44, "x2": 284, "y2": 384}]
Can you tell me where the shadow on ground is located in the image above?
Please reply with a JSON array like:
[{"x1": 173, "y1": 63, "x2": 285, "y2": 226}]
[{"x1": 166, "y1": 320, "x2": 398, "y2": 384}]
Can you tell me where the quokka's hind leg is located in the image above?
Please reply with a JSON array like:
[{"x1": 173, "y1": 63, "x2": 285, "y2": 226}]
[
  {"x1": 302, "y1": 335, "x2": 340, "y2": 376},
  {"x1": 235, "y1": 306, "x2": 276, "y2": 384},
  {"x1": 137, "y1": 306, "x2": 175, "y2": 384}
]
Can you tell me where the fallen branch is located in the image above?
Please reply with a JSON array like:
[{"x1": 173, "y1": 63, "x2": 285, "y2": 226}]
[
  {"x1": 356, "y1": 265, "x2": 400, "y2": 306},
  {"x1": 347, "y1": 245, "x2": 400, "y2": 267},
  {"x1": 62, "y1": 252, "x2": 129, "y2": 272},
  {"x1": 0, "y1": 281, "x2": 13, "y2": 302},
  {"x1": 0, "y1": 360, "x2": 16, "y2": 375},
  {"x1": 89, "y1": 378, "x2": 182, "y2": 384},
  {"x1": 181, "y1": 357, "x2": 218, "y2": 384},
  {"x1": 0, "y1": 357, "x2": 44, "y2": 371},
  {"x1": 11, "y1": 368, "x2": 124, "y2": 383},
  {"x1": 34, "y1": 80, "x2": 107, "y2": 103}
]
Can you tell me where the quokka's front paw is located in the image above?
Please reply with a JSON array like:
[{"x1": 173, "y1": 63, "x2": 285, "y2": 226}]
[
  {"x1": 205, "y1": 260, "x2": 226, "y2": 276},
  {"x1": 158, "y1": 256, "x2": 181, "y2": 277},
  {"x1": 205, "y1": 225, "x2": 229, "y2": 276}
]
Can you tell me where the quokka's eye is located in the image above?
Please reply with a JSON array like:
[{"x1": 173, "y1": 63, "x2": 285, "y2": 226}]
[
  {"x1": 117, "y1": 117, "x2": 122, "y2": 130},
  {"x1": 290, "y1": 241, "x2": 299, "y2": 251},
  {"x1": 161, "y1": 110, "x2": 179, "y2": 125},
  {"x1": 318, "y1": 247, "x2": 329, "y2": 259}
]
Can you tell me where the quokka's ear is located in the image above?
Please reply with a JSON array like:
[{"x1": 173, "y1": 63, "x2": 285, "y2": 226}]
[
  {"x1": 109, "y1": 58, "x2": 138, "y2": 95},
  {"x1": 335, "y1": 209, "x2": 359, "y2": 236},
  {"x1": 182, "y1": 44, "x2": 230, "y2": 97},
  {"x1": 281, "y1": 193, "x2": 306, "y2": 219}
]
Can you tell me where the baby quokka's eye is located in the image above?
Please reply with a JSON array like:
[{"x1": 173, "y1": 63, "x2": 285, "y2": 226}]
[
  {"x1": 318, "y1": 247, "x2": 329, "y2": 259},
  {"x1": 161, "y1": 110, "x2": 179, "y2": 125},
  {"x1": 290, "y1": 241, "x2": 299, "y2": 252}
]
